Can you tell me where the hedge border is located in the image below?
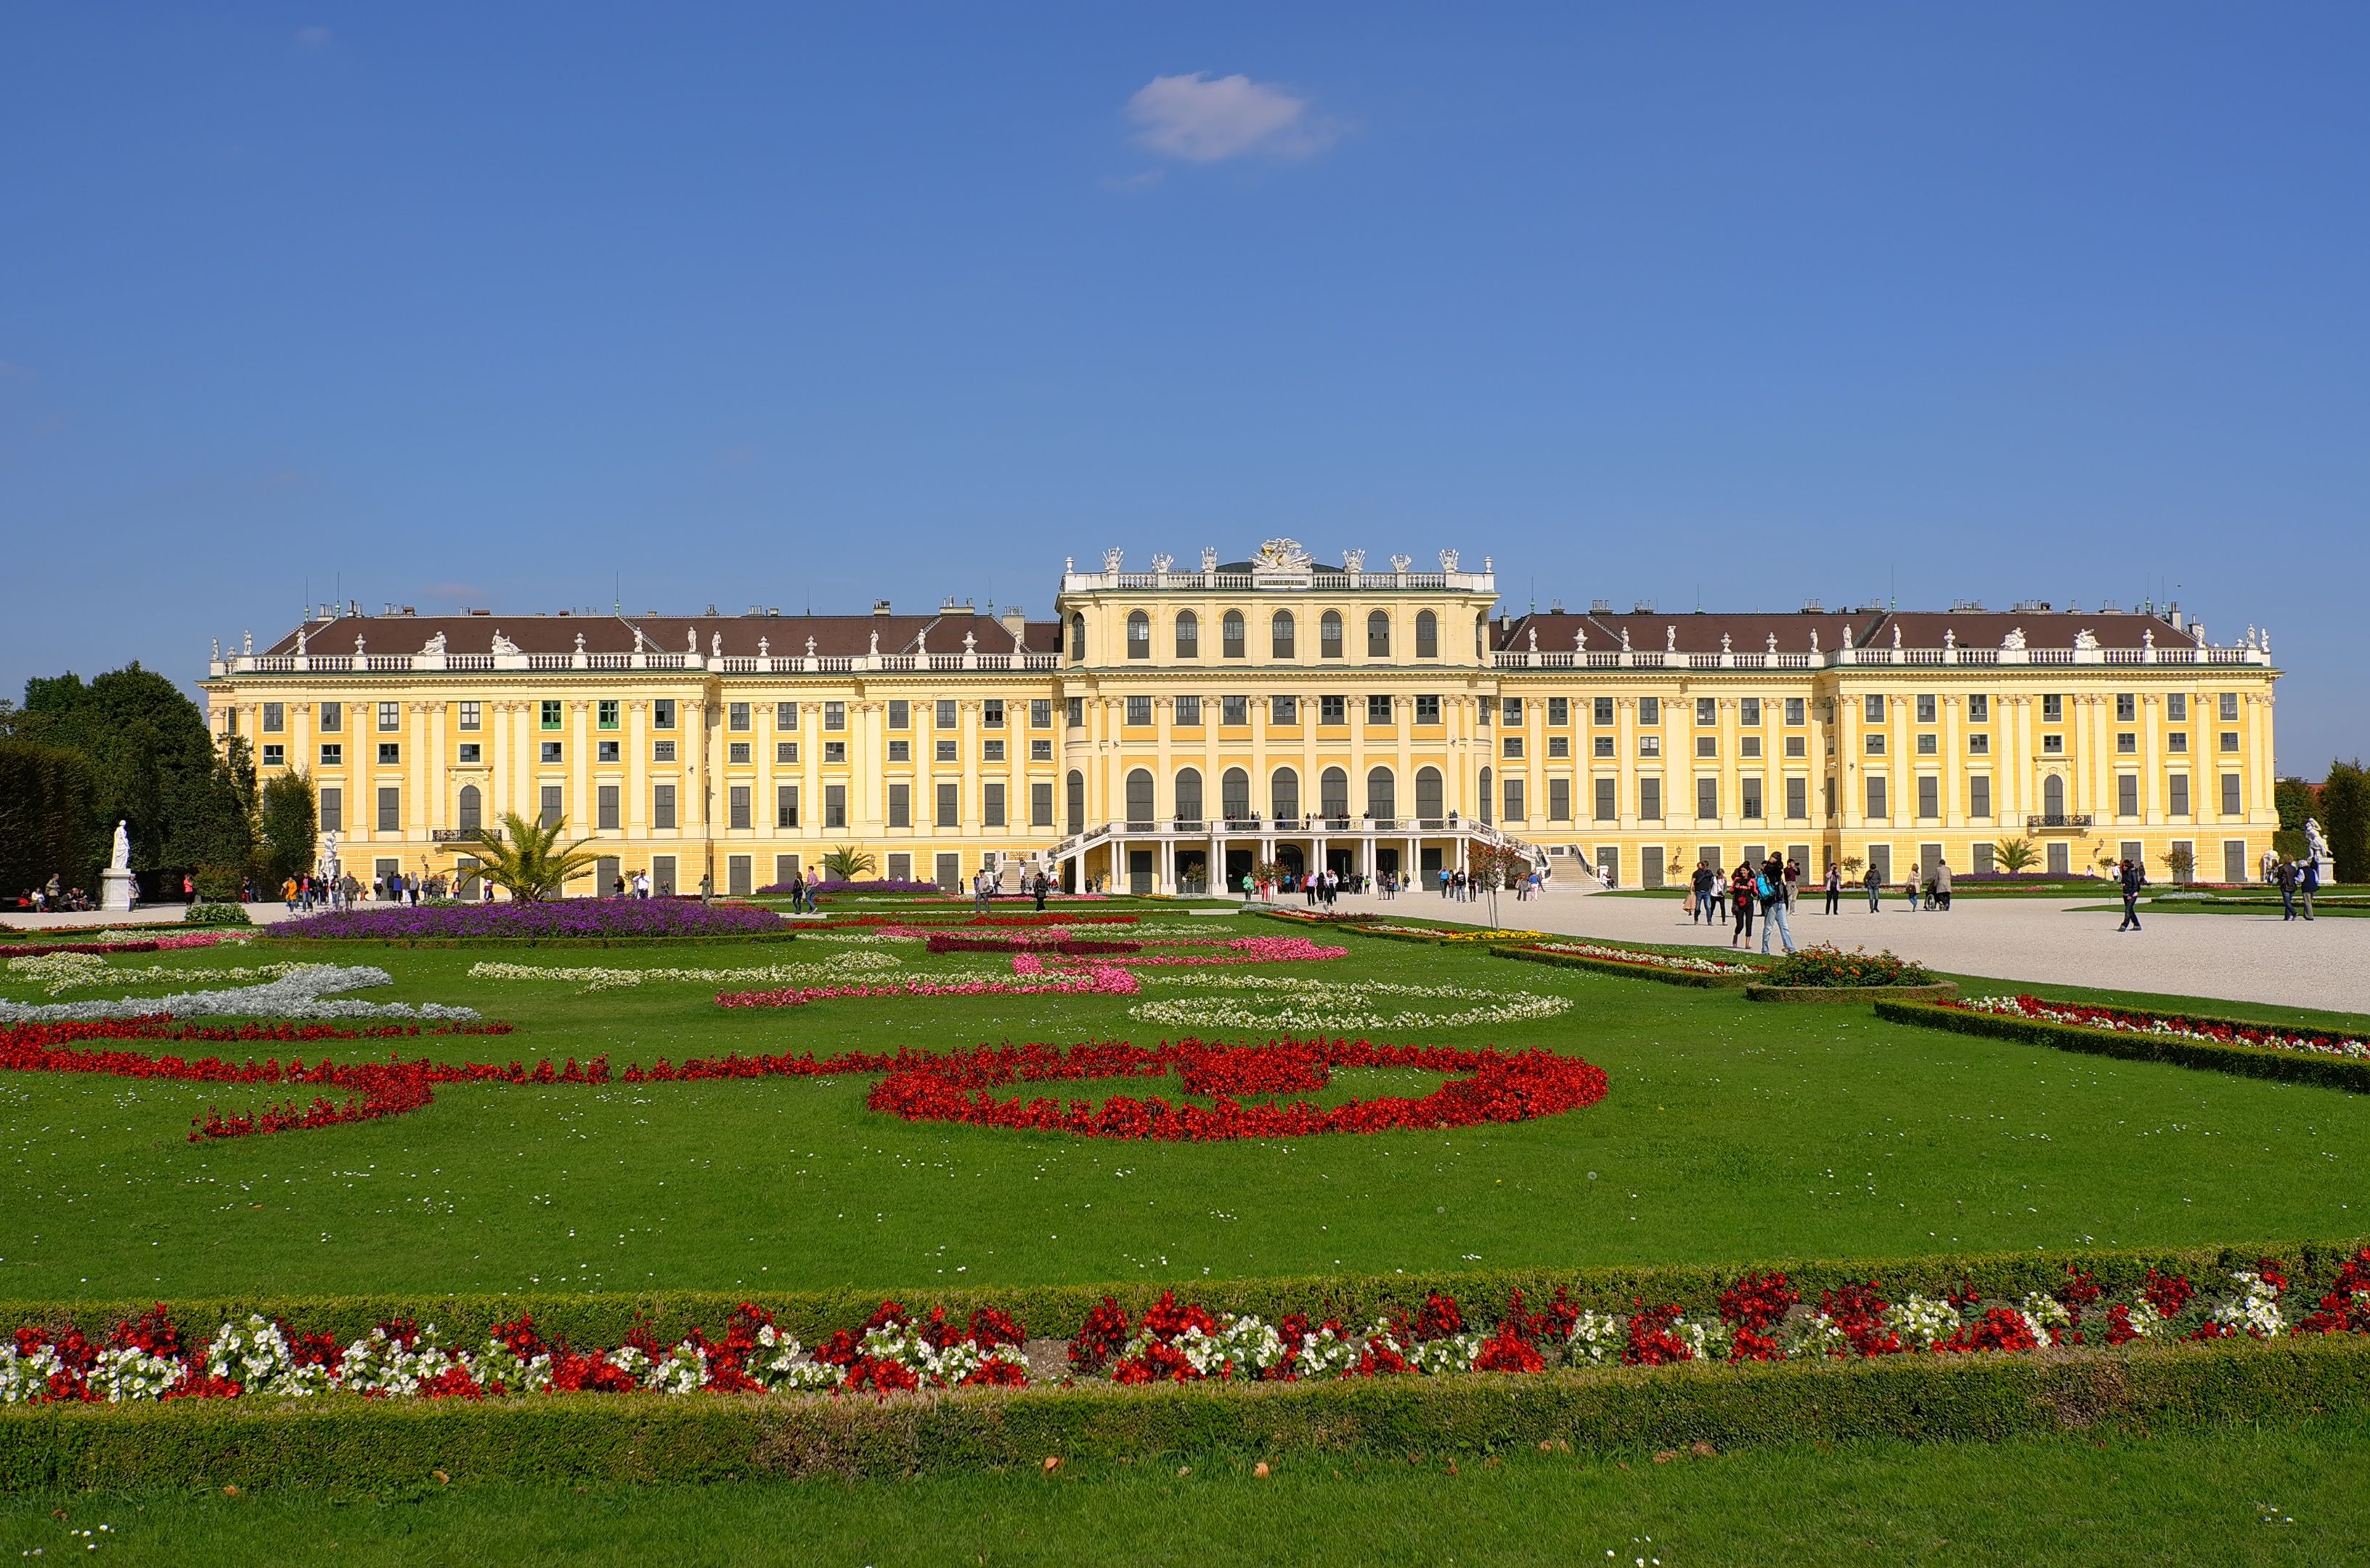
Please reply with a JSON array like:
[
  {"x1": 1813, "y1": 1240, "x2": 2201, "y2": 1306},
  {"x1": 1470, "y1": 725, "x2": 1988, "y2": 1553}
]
[
  {"x1": 1747, "y1": 982, "x2": 1960, "y2": 1004},
  {"x1": 7, "y1": 1239, "x2": 2361, "y2": 1359},
  {"x1": 1877, "y1": 999, "x2": 2370, "y2": 1093},
  {"x1": 4, "y1": 1336, "x2": 2366, "y2": 1490},
  {"x1": 256, "y1": 931, "x2": 801, "y2": 950},
  {"x1": 1495, "y1": 945, "x2": 1756, "y2": 989}
]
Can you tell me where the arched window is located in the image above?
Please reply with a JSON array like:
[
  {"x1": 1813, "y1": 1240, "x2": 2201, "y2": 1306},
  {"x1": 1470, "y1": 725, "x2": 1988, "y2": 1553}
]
[
  {"x1": 1222, "y1": 610, "x2": 1246, "y2": 658},
  {"x1": 1175, "y1": 767, "x2": 1203, "y2": 825},
  {"x1": 1068, "y1": 613, "x2": 1086, "y2": 661},
  {"x1": 2044, "y1": 775, "x2": 2065, "y2": 817},
  {"x1": 457, "y1": 784, "x2": 482, "y2": 831},
  {"x1": 1416, "y1": 766, "x2": 1443, "y2": 820},
  {"x1": 1271, "y1": 611, "x2": 1295, "y2": 659},
  {"x1": 1125, "y1": 611, "x2": 1150, "y2": 659},
  {"x1": 1175, "y1": 611, "x2": 1200, "y2": 659},
  {"x1": 1367, "y1": 767, "x2": 1396, "y2": 821},
  {"x1": 1414, "y1": 611, "x2": 1438, "y2": 659},
  {"x1": 1478, "y1": 766, "x2": 1495, "y2": 825},
  {"x1": 1125, "y1": 768, "x2": 1155, "y2": 826},
  {"x1": 1320, "y1": 611, "x2": 1343, "y2": 658},
  {"x1": 1066, "y1": 770, "x2": 1086, "y2": 834},
  {"x1": 1476, "y1": 614, "x2": 1489, "y2": 658},
  {"x1": 1320, "y1": 766, "x2": 1349, "y2": 820},
  {"x1": 1221, "y1": 767, "x2": 1251, "y2": 822},
  {"x1": 1271, "y1": 767, "x2": 1300, "y2": 822},
  {"x1": 1367, "y1": 611, "x2": 1390, "y2": 658}
]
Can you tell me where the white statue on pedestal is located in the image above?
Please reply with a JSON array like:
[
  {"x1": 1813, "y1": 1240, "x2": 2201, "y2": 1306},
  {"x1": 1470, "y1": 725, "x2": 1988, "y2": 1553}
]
[
  {"x1": 110, "y1": 820, "x2": 131, "y2": 871},
  {"x1": 99, "y1": 820, "x2": 137, "y2": 912},
  {"x1": 2305, "y1": 818, "x2": 2334, "y2": 885}
]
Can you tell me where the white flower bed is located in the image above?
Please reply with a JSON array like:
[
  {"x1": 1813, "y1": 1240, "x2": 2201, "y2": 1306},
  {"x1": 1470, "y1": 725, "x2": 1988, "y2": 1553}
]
[
  {"x1": 0, "y1": 965, "x2": 480, "y2": 1024},
  {"x1": 2210, "y1": 1270, "x2": 2288, "y2": 1338},
  {"x1": 1532, "y1": 942, "x2": 1757, "y2": 976},
  {"x1": 1131, "y1": 973, "x2": 1572, "y2": 1032},
  {"x1": 468, "y1": 951, "x2": 901, "y2": 992},
  {"x1": 5, "y1": 950, "x2": 304, "y2": 996}
]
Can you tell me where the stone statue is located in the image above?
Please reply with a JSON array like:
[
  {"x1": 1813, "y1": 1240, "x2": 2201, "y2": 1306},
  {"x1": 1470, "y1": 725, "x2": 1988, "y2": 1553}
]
[
  {"x1": 1253, "y1": 539, "x2": 1310, "y2": 572},
  {"x1": 711, "y1": 632, "x2": 722, "y2": 658},
  {"x1": 1766, "y1": 632, "x2": 1778, "y2": 653},
  {"x1": 99, "y1": 819, "x2": 137, "y2": 911},
  {"x1": 1342, "y1": 549, "x2": 1364, "y2": 573},
  {"x1": 420, "y1": 631, "x2": 446, "y2": 656},
  {"x1": 573, "y1": 632, "x2": 586, "y2": 653},
  {"x1": 1720, "y1": 632, "x2": 1732, "y2": 653},
  {"x1": 110, "y1": 820, "x2": 131, "y2": 871},
  {"x1": 868, "y1": 629, "x2": 880, "y2": 656},
  {"x1": 490, "y1": 629, "x2": 520, "y2": 656},
  {"x1": 2073, "y1": 628, "x2": 2100, "y2": 650},
  {"x1": 963, "y1": 629, "x2": 977, "y2": 652},
  {"x1": 758, "y1": 637, "x2": 769, "y2": 658},
  {"x1": 1200, "y1": 547, "x2": 1218, "y2": 572},
  {"x1": 806, "y1": 636, "x2": 817, "y2": 657},
  {"x1": 1618, "y1": 626, "x2": 1631, "y2": 652},
  {"x1": 1526, "y1": 627, "x2": 1538, "y2": 650},
  {"x1": 1810, "y1": 628, "x2": 1820, "y2": 653},
  {"x1": 1664, "y1": 626, "x2": 1677, "y2": 653},
  {"x1": 1573, "y1": 626, "x2": 1587, "y2": 650},
  {"x1": 1891, "y1": 624, "x2": 1902, "y2": 648},
  {"x1": 1943, "y1": 629, "x2": 1955, "y2": 650},
  {"x1": 1389, "y1": 553, "x2": 1411, "y2": 573},
  {"x1": 1151, "y1": 552, "x2": 1174, "y2": 574},
  {"x1": 1840, "y1": 622, "x2": 1853, "y2": 649},
  {"x1": 686, "y1": 626, "x2": 698, "y2": 655},
  {"x1": 2001, "y1": 626, "x2": 2026, "y2": 650},
  {"x1": 2307, "y1": 818, "x2": 2334, "y2": 878},
  {"x1": 1103, "y1": 547, "x2": 1125, "y2": 573},
  {"x1": 1438, "y1": 549, "x2": 1459, "y2": 571},
  {"x1": 297, "y1": 626, "x2": 308, "y2": 656}
]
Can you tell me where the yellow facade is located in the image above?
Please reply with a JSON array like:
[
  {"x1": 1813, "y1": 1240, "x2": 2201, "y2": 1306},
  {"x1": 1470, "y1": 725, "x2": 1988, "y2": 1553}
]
[{"x1": 203, "y1": 543, "x2": 2281, "y2": 893}]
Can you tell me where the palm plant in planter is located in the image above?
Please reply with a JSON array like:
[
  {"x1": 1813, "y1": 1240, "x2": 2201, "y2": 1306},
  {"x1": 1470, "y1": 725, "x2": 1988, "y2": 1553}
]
[
  {"x1": 820, "y1": 845, "x2": 878, "y2": 881},
  {"x1": 460, "y1": 812, "x2": 600, "y2": 902}
]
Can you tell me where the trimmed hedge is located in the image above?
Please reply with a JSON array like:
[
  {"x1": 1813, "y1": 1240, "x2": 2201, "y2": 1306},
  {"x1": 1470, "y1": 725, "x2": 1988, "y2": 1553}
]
[
  {"x1": 8, "y1": 1240, "x2": 2363, "y2": 1361},
  {"x1": 6, "y1": 1336, "x2": 2368, "y2": 1489},
  {"x1": 1495, "y1": 946, "x2": 1755, "y2": 989},
  {"x1": 256, "y1": 932, "x2": 802, "y2": 950},
  {"x1": 1748, "y1": 982, "x2": 1960, "y2": 1004},
  {"x1": 1877, "y1": 999, "x2": 2370, "y2": 1093}
]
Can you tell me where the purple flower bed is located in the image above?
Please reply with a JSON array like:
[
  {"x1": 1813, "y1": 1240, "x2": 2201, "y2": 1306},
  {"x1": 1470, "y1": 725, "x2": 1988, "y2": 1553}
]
[
  {"x1": 756, "y1": 879, "x2": 945, "y2": 897},
  {"x1": 272, "y1": 900, "x2": 791, "y2": 939}
]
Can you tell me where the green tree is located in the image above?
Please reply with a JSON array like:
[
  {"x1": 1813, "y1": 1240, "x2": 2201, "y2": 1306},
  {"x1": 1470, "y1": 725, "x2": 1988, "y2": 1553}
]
[
  {"x1": 0, "y1": 740, "x2": 98, "y2": 895},
  {"x1": 1992, "y1": 838, "x2": 2038, "y2": 875},
  {"x1": 2274, "y1": 777, "x2": 2320, "y2": 835},
  {"x1": 257, "y1": 769, "x2": 319, "y2": 885},
  {"x1": 2321, "y1": 760, "x2": 2369, "y2": 885},
  {"x1": 462, "y1": 812, "x2": 600, "y2": 902},
  {"x1": 820, "y1": 845, "x2": 878, "y2": 881},
  {"x1": 16, "y1": 664, "x2": 253, "y2": 877}
]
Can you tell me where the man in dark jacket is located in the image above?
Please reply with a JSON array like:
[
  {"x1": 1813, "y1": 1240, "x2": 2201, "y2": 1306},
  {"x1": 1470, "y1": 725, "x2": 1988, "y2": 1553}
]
[{"x1": 2117, "y1": 858, "x2": 2144, "y2": 932}]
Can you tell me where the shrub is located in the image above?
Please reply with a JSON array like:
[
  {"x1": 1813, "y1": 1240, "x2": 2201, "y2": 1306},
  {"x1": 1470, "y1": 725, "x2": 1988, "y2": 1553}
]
[
  {"x1": 182, "y1": 902, "x2": 252, "y2": 926},
  {"x1": 1762, "y1": 944, "x2": 1933, "y2": 987}
]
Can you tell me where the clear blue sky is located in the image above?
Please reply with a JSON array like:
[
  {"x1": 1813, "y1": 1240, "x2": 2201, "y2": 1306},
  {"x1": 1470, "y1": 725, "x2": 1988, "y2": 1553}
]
[{"x1": 4, "y1": 4, "x2": 2362, "y2": 769}]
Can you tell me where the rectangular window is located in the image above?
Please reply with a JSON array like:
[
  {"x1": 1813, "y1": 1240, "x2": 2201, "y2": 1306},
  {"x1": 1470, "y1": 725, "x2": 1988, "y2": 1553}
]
[
  {"x1": 539, "y1": 785, "x2": 563, "y2": 829},
  {"x1": 2167, "y1": 693, "x2": 2187, "y2": 721},
  {"x1": 2116, "y1": 693, "x2": 2136, "y2": 722},
  {"x1": 1417, "y1": 694, "x2": 1442, "y2": 724},
  {"x1": 1741, "y1": 778, "x2": 1763, "y2": 820},
  {"x1": 1785, "y1": 698, "x2": 1804, "y2": 726},
  {"x1": 2117, "y1": 774, "x2": 2139, "y2": 817},
  {"x1": 378, "y1": 743, "x2": 401, "y2": 765},
  {"x1": 1740, "y1": 736, "x2": 1761, "y2": 759},
  {"x1": 598, "y1": 740, "x2": 619, "y2": 763},
  {"x1": 824, "y1": 785, "x2": 847, "y2": 828},
  {"x1": 1031, "y1": 699, "x2": 1051, "y2": 728},
  {"x1": 651, "y1": 856, "x2": 677, "y2": 896},
  {"x1": 379, "y1": 702, "x2": 402, "y2": 731},
  {"x1": 1594, "y1": 735, "x2": 1615, "y2": 758},
  {"x1": 1126, "y1": 695, "x2": 1153, "y2": 726},
  {"x1": 1785, "y1": 777, "x2": 1807, "y2": 820},
  {"x1": 888, "y1": 784, "x2": 911, "y2": 828},
  {"x1": 2224, "y1": 840, "x2": 2249, "y2": 883},
  {"x1": 2169, "y1": 774, "x2": 2189, "y2": 816},
  {"x1": 1865, "y1": 733, "x2": 1886, "y2": 756},
  {"x1": 2117, "y1": 732, "x2": 2137, "y2": 754},
  {"x1": 1968, "y1": 733, "x2": 1990, "y2": 755},
  {"x1": 1696, "y1": 777, "x2": 1719, "y2": 820},
  {"x1": 2043, "y1": 694, "x2": 2063, "y2": 722},
  {"x1": 2043, "y1": 735, "x2": 2064, "y2": 755},
  {"x1": 882, "y1": 853, "x2": 906, "y2": 883},
  {"x1": 1637, "y1": 735, "x2": 1661, "y2": 757},
  {"x1": 1785, "y1": 735, "x2": 1805, "y2": 758},
  {"x1": 1031, "y1": 781, "x2": 1054, "y2": 827},
  {"x1": 541, "y1": 741, "x2": 563, "y2": 764},
  {"x1": 1968, "y1": 695, "x2": 1989, "y2": 722},
  {"x1": 1175, "y1": 695, "x2": 1202, "y2": 726},
  {"x1": 1367, "y1": 693, "x2": 1393, "y2": 724},
  {"x1": 777, "y1": 784, "x2": 799, "y2": 828},
  {"x1": 888, "y1": 700, "x2": 910, "y2": 729},
  {"x1": 1863, "y1": 694, "x2": 1885, "y2": 724},
  {"x1": 1740, "y1": 698, "x2": 1761, "y2": 726},
  {"x1": 935, "y1": 700, "x2": 957, "y2": 729},
  {"x1": 1502, "y1": 737, "x2": 1524, "y2": 759},
  {"x1": 319, "y1": 743, "x2": 342, "y2": 766},
  {"x1": 729, "y1": 785, "x2": 752, "y2": 830},
  {"x1": 261, "y1": 703, "x2": 285, "y2": 732},
  {"x1": 1222, "y1": 695, "x2": 1249, "y2": 725},
  {"x1": 983, "y1": 740, "x2": 1004, "y2": 761},
  {"x1": 1696, "y1": 698, "x2": 1716, "y2": 726},
  {"x1": 777, "y1": 701, "x2": 799, "y2": 730},
  {"x1": 937, "y1": 782, "x2": 959, "y2": 827},
  {"x1": 1696, "y1": 736, "x2": 1717, "y2": 759},
  {"x1": 653, "y1": 785, "x2": 676, "y2": 830},
  {"x1": 824, "y1": 702, "x2": 845, "y2": 730},
  {"x1": 540, "y1": 700, "x2": 562, "y2": 730},
  {"x1": 1311, "y1": 695, "x2": 1339, "y2": 724},
  {"x1": 934, "y1": 739, "x2": 957, "y2": 762},
  {"x1": 728, "y1": 702, "x2": 750, "y2": 732},
  {"x1": 1969, "y1": 776, "x2": 1991, "y2": 819},
  {"x1": 1030, "y1": 740, "x2": 1051, "y2": 760},
  {"x1": 984, "y1": 783, "x2": 1006, "y2": 827},
  {"x1": 1548, "y1": 697, "x2": 1569, "y2": 725},
  {"x1": 1549, "y1": 778, "x2": 1571, "y2": 821},
  {"x1": 1974, "y1": 842, "x2": 1995, "y2": 875},
  {"x1": 2169, "y1": 732, "x2": 2188, "y2": 754},
  {"x1": 261, "y1": 743, "x2": 285, "y2": 767},
  {"x1": 1502, "y1": 697, "x2": 1523, "y2": 724},
  {"x1": 823, "y1": 741, "x2": 846, "y2": 763},
  {"x1": 598, "y1": 699, "x2": 619, "y2": 730},
  {"x1": 598, "y1": 784, "x2": 620, "y2": 831},
  {"x1": 319, "y1": 701, "x2": 343, "y2": 732},
  {"x1": 376, "y1": 786, "x2": 400, "y2": 832},
  {"x1": 1067, "y1": 698, "x2": 1084, "y2": 727},
  {"x1": 1917, "y1": 775, "x2": 1939, "y2": 819},
  {"x1": 1866, "y1": 776, "x2": 1888, "y2": 820},
  {"x1": 2220, "y1": 731, "x2": 2240, "y2": 753},
  {"x1": 1639, "y1": 697, "x2": 1661, "y2": 725},
  {"x1": 982, "y1": 700, "x2": 1004, "y2": 728},
  {"x1": 1917, "y1": 734, "x2": 1937, "y2": 755},
  {"x1": 1639, "y1": 777, "x2": 1662, "y2": 820},
  {"x1": 1502, "y1": 776, "x2": 1525, "y2": 822},
  {"x1": 653, "y1": 740, "x2": 675, "y2": 762},
  {"x1": 1916, "y1": 695, "x2": 1937, "y2": 724},
  {"x1": 889, "y1": 740, "x2": 910, "y2": 761},
  {"x1": 1549, "y1": 735, "x2": 1570, "y2": 758},
  {"x1": 777, "y1": 740, "x2": 798, "y2": 764},
  {"x1": 1594, "y1": 777, "x2": 1616, "y2": 821},
  {"x1": 728, "y1": 855, "x2": 752, "y2": 897},
  {"x1": 1594, "y1": 697, "x2": 1615, "y2": 725},
  {"x1": 319, "y1": 787, "x2": 342, "y2": 833}
]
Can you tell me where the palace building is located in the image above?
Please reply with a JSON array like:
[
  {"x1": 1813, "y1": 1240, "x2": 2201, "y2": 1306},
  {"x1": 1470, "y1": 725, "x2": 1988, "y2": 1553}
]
[{"x1": 201, "y1": 540, "x2": 2282, "y2": 896}]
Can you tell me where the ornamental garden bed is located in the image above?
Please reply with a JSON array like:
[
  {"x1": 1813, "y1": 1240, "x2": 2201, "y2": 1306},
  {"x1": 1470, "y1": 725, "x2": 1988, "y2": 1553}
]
[
  {"x1": 1498, "y1": 942, "x2": 1764, "y2": 988},
  {"x1": 263, "y1": 901, "x2": 796, "y2": 947},
  {"x1": 3, "y1": 1242, "x2": 2365, "y2": 1486},
  {"x1": 1738, "y1": 944, "x2": 1945, "y2": 1003},
  {"x1": 1878, "y1": 995, "x2": 2370, "y2": 1093},
  {"x1": 1746, "y1": 981, "x2": 1959, "y2": 1003}
]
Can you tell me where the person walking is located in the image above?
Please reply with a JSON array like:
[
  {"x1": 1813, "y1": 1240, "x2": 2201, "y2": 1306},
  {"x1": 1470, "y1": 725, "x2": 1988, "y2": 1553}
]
[
  {"x1": 2300, "y1": 856, "x2": 2319, "y2": 921},
  {"x1": 1933, "y1": 859, "x2": 1952, "y2": 912},
  {"x1": 1783, "y1": 857, "x2": 1801, "y2": 912},
  {"x1": 1863, "y1": 862, "x2": 1883, "y2": 913},
  {"x1": 1824, "y1": 862, "x2": 1842, "y2": 915},
  {"x1": 1729, "y1": 861, "x2": 1756, "y2": 947},
  {"x1": 2276, "y1": 857, "x2": 2298, "y2": 920},
  {"x1": 1759, "y1": 854, "x2": 1798, "y2": 955},
  {"x1": 2117, "y1": 857, "x2": 2144, "y2": 931}
]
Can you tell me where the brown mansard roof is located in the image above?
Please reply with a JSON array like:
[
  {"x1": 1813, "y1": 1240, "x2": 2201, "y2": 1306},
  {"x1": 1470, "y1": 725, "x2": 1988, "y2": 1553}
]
[
  {"x1": 1494, "y1": 608, "x2": 2198, "y2": 655},
  {"x1": 262, "y1": 611, "x2": 1060, "y2": 661}
]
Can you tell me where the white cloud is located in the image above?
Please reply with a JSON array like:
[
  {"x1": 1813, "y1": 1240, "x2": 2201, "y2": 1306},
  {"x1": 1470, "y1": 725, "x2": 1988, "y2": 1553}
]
[{"x1": 1126, "y1": 73, "x2": 1340, "y2": 163}]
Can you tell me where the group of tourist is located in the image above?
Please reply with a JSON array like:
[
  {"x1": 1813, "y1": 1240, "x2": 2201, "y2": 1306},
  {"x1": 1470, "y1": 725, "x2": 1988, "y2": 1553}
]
[
  {"x1": 1684, "y1": 856, "x2": 1801, "y2": 954},
  {"x1": 2269, "y1": 856, "x2": 2321, "y2": 921}
]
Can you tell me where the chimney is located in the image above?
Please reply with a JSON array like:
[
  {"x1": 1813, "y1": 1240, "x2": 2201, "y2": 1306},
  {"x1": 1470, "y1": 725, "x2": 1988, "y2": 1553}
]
[
  {"x1": 1000, "y1": 608, "x2": 1027, "y2": 641},
  {"x1": 874, "y1": 600, "x2": 893, "y2": 616}
]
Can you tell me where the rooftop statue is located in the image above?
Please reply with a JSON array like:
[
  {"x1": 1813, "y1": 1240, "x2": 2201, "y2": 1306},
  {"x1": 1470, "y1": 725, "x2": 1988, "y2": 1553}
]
[
  {"x1": 490, "y1": 629, "x2": 521, "y2": 656},
  {"x1": 420, "y1": 631, "x2": 446, "y2": 656},
  {"x1": 2073, "y1": 628, "x2": 2100, "y2": 650},
  {"x1": 1253, "y1": 539, "x2": 1311, "y2": 572},
  {"x1": 2001, "y1": 626, "x2": 2027, "y2": 650}
]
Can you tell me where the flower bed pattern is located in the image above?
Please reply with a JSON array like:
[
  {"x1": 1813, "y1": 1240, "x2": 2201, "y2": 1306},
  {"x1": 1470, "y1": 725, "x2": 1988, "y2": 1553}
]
[
  {"x1": 0, "y1": 965, "x2": 481, "y2": 1024},
  {"x1": 0, "y1": 933, "x2": 248, "y2": 957},
  {"x1": 1505, "y1": 942, "x2": 1761, "y2": 986},
  {"x1": 465, "y1": 952, "x2": 900, "y2": 993},
  {"x1": 1130, "y1": 973, "x2": 1573, "y2": 1032},
  {"x1": 9, "y1": 1249, "x2": 2365, "y2": 1405},
  {"x1": 272, "y1": 902, "x2": 789, "y2": 941},
  {"x1": 1955, "y1": 995, "x2": 2370, "y2": 1061},
  {"x1": 6, "y1": 952, "x2": 304, "y2": 996}
]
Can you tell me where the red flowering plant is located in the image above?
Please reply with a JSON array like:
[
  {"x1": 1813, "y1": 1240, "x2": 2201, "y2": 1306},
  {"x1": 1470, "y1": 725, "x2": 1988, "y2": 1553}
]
[
  {"x1": 1950, "y1": 995, "x2": 2370, "y2": 1063},
  {"x1": 1717, "y1": 1271, "x2": 1801, "y2": 1363},
  {"x1": 2295, "y1": 1247, "x2": 2370, "y2": 1336}
]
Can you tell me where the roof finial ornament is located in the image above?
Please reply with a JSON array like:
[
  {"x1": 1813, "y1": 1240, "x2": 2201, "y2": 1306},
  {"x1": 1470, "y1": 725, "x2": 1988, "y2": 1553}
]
[
  {"x1": 1943, "y1": 628, "x2": 1955, "y2": 650},
  {"x1": 1200, "y1": 547, "x2": 1218, "y2": 572},
  {"x1": 2142, "y1": 627, "x2": 2154, "y2": 651},
  {"x1": 758, "y1": 636, "x2": 769, "y2": 658},
  {"x1": 1766, "y1": 632, "x2": 1778, "y2": 653},
  {"x1": 1389, "y1": 552, "x2": 1411, "y2": 573},
  {"x1": 1483, "y1": 555, "x2": 1493, "y2": 573},
  {"x1": 963, "y1": 629, "x2": 977, "y2": 651},
  {"x1": 211, "y1": 637, "x2": 221, "y2": 661},
  {"x1": 806, "y1": 635, "x2": 817, "y2": 658},
  {"x1": 1151, "y1": 552, "x2": 1174, "y2": 574},
  {"x1": 354, "y1": 632, "x2": 365, "y2": 655},
  {"x1": 1573, "y1": 625, "x2": 1587, "y2": 650},
  {"x1": 574, "y1": 631, "x2": 586, "y2": 653},
  {"x1": 1438, "y1": 549, "x2": 1459, "y2": 571},
  {"x1": 1721, "y1": 632, "x2": 1732, "y2": 653}
]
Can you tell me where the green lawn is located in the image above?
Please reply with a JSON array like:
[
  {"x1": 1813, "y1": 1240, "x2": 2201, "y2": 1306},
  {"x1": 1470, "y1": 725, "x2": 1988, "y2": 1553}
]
[
  {"x1": 4, "y1": 1416, "x2": 2363, "y2": 1565},
  {"x1": 4, "y1": 922, "x2": 2365, "y2": 1304}
]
